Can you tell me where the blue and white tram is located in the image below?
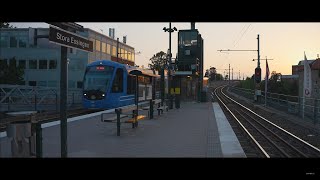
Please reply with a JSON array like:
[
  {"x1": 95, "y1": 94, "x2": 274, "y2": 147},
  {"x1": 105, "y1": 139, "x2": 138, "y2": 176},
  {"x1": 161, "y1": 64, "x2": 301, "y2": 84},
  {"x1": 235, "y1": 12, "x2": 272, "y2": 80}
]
[{"x1": 82, "y1": 60, "x2": 161, "y2": 109}]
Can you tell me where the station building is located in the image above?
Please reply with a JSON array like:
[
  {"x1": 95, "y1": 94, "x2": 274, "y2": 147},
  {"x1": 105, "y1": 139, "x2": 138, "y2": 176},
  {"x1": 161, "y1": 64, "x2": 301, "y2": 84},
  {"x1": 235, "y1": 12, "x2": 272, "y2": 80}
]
[{"x1": 174, "y1": 22, "x2": 204, "y2": 101}]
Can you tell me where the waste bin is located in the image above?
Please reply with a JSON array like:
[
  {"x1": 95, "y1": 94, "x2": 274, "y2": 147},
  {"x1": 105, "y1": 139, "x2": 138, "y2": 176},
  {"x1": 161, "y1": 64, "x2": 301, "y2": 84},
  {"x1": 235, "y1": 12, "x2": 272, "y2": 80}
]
[
  {"x1": 7, "y1": 121, "x2": 32, "y2": 157},
  {"x1": 6, "y1": 111, "x2": 37, "y2": 157}
]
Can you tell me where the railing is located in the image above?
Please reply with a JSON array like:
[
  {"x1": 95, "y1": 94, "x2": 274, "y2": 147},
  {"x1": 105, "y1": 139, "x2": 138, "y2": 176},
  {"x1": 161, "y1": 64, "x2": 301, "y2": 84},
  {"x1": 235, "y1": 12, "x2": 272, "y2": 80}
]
[
  {"x1": 229, "y1": 86, "x2": 319, "y2": 124},
  {"x1": 0, "y1": 84, "x2": 83, "y2": 112}
]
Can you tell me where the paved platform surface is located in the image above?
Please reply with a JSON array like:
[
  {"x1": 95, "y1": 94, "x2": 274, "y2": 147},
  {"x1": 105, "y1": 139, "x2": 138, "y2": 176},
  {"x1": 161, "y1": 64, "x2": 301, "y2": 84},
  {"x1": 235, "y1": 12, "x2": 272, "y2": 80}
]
[{"x1": 0, "y1": 101, "x2": 246, "y2": 158}]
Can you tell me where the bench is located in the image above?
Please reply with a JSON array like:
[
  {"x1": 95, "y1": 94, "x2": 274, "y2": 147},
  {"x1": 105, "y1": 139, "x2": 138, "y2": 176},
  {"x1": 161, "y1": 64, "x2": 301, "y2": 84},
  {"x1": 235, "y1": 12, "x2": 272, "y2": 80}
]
[
  {"x1": 101, "y1": 105, "x2": 146, "y2": 136},
  {"x1": 101, "y1": 114, "x2": 128, "y2": 122},
  {"x1": 157, "y1": 105, "x2": 168, "y2": 115},
  {"x1": 139, "y1": 99, "x2": 162, "y2": 118},
  {"x1": 156, "y1": 99, "x2": 168, "y2": 115}
]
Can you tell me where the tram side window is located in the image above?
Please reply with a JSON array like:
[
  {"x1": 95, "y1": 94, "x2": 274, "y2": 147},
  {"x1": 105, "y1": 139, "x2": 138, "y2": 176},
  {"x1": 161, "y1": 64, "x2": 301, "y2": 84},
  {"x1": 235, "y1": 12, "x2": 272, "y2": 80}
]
[
  {"x1": 127, "y1": 75, "x2": 136, "y2": 94},
  {"x1": 112, "y1": 68, "x2": 123, "y2": 93}
]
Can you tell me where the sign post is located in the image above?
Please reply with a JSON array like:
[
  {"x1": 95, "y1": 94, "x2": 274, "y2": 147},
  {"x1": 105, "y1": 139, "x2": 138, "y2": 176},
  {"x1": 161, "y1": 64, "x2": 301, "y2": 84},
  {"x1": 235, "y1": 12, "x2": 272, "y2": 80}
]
[{"x1": 48, "y1": 23, "x2": 93, "y2": 158}]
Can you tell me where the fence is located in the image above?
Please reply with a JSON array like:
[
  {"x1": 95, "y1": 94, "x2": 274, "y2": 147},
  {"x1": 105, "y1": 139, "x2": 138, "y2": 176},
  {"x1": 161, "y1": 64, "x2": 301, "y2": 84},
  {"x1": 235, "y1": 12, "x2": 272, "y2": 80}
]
[
  {"x1": 229, "y1": 87, "x2": 319, "y2": 124},
  {"x1": 0, "y1": 84, "x2": 83, "y2": 112}
]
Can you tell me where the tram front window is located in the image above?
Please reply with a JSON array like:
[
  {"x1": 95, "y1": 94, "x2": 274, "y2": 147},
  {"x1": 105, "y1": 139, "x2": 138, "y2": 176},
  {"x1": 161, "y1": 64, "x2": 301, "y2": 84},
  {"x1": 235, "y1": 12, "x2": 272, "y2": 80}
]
[{"x1": 83, "y1": 65, "x2": 114, "y2": 99}]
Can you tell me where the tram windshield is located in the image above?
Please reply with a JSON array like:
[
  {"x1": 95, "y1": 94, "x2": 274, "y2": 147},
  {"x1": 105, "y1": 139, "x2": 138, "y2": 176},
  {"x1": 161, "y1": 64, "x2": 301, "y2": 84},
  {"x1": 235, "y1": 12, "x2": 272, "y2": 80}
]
[{"x1": 83, "y1": 65, "x2": 115, "y2": 93}]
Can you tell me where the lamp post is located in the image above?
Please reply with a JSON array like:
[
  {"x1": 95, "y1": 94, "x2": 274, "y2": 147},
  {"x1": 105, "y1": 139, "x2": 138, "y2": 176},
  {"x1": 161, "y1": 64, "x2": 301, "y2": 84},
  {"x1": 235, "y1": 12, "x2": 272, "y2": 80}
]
[{"x1": 163, "y1": 23, "x2": 177, "y2": 109}]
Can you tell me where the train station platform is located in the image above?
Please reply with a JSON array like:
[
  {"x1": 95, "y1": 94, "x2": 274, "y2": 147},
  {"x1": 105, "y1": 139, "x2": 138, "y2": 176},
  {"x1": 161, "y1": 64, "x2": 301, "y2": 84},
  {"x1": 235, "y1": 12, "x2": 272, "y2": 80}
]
[{"x1": 0, "y1": 101, "x2": 246, "y2": 157}]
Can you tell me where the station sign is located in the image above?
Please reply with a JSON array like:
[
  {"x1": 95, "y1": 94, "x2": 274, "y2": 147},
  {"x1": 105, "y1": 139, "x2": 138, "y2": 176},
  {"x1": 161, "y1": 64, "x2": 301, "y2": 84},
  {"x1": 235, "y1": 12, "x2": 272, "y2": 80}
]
[{"x1": 49, "y1": 26, "x2": 93, "y2": 52}]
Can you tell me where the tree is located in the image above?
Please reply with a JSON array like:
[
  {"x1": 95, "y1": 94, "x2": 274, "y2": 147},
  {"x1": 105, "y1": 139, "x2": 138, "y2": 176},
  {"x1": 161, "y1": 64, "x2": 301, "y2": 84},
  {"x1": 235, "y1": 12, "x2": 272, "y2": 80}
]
[
  {"x1": 0, "y1": 22, "x2": 15, "y2": 28},
  {"x1": 0, "y1": 57, "x2": 24, "y2": 85},
  {"x1": 238, "y1": 75, "x2": 254, "y2": 90},
  {"x1": 148, "y1": 51, "x2": 167, "y2": 72},
  {"x1": 215, "y1": 73, "x2": 223, "y2": 81},
  {"x1": 270, "y1": 71, "x2": 281, "y2": 83}
]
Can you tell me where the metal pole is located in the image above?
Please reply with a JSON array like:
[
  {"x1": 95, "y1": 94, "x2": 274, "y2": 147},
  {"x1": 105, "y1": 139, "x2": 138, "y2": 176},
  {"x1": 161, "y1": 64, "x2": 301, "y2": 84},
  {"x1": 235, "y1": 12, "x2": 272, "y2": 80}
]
[
  {"x1": 257, "y1": 34, "x2": 260, "y2": 68},
  {"x1": 229, "y1": 64, "x2": 230, "y2": 84},
  {"x1": 265, "y1": 58, "x2": 267, "y2": 107},
  {"x1": 256, "y1": 34, "x2": 260, "y2": 102},
  {"x1": 136, "y1": 75, "x2": 139, "y2": 117},
  {"x1": 36, "y1": 122, "x2": 42, "y2": 158},
  {"x1": 161, "y1": 68, "x2": 164, "y2": 106},
  {"x1": 117, "y1": 38, "x2": 119, "y2": 63},
  {"x1": 116, "y1": 109, "x2": 120, "y2": 136},
  {"x1": 60, "y1": 46, "x2": 68, "y2": 158},
  {"x1": 232, "y1": 68, "x2": 233, "y2": 81},
  {"x1": 168, "y1": 22, "x2": 173, "y2": 109}
]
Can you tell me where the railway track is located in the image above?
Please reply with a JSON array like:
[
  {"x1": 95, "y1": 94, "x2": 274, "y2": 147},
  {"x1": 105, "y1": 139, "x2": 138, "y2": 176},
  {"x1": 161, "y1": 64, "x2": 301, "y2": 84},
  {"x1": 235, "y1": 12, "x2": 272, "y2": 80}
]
[{"x1": 214, "y1": 85, "x2": 320, "y2": 158}]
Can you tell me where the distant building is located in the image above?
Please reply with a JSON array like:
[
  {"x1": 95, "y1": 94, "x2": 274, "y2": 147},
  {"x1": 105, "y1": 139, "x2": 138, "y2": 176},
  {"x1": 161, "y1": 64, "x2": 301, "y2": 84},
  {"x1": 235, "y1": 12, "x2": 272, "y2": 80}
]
[
  {"x1": 0, "y1": 27, "x2": 135, "y2": 90},
  {"x1": 292, "y1": 60, "x2": 315, "y2": 75},
  {"x1": 293, "y1": 58, "x2": 320, "y2": 98}
]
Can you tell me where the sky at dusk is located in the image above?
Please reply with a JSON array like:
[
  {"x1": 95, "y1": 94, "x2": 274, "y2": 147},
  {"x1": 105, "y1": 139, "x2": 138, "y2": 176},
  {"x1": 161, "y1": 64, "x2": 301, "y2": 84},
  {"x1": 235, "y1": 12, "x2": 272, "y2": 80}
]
[{"x1": 12, "y1": 22, "x2": 320, "y2": 79}]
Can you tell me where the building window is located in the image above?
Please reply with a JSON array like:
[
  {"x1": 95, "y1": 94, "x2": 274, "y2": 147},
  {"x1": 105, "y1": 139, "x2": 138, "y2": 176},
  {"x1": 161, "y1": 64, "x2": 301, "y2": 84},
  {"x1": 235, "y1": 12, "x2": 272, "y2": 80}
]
[
  {"x1": 10, "y1": 36, "x2": 17, "y2": 48},
  {"x1": 19, "y1": 60, "x2": 26, "y2": 69},
  {"x1": 127, "y1": 53, "x2": 130, "y2": 61},
  {"x1": 29, "y1": 60, "x2": 37, "y2": 69},
  {"x1": 38, "y1": 81, "x2": 47, "y2": 87},
  {"x1": 39, "y1": 60, "x2": 47, "y2": 69},
  {"x1": 77, "y1": 81, "x2": 83, "y2": 88},
  {"x1": 124, "y1": 50, "x2": 127, "y2": 60},
  {"x1": 95, "y1": 40, "x2": 101, "y2": 51},
  {"x1": 112, "y1": 46, "x2": 116, "y2": 56},
  {"x1": 106, "y1": 44, "x2": 111, "y2": 54},
  {"x1": 101, "y1": 42, "x2": 106, "y2": 53},
  {"x1": 49, "y1": 59, "x2": 57, "y2": 69},
  {"x1": 29, "y1": 81, "x2": 37, "y2": 86},
  {"x1": 0, "y1": 36, "x2": 8, "y2": 48},
  {"x1": 48, "y1": 81, "x2": 57, "y2": 87},
  {"x1": 18, "y1": 37, "x2": 28, "y2": 48},
  {"x1": 119, "y1": 48, "x2": 122, "y2": 58}
]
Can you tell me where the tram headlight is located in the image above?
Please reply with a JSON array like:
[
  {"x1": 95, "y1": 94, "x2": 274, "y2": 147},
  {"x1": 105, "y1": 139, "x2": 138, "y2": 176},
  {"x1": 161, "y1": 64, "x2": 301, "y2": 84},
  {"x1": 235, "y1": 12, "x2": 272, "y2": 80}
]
[
  {"x1": 102, "y1": 94, "x2": 105, "y2": 97},
  {"x1": 84, "y1": 93, "x2": 87, "y2": 96}
]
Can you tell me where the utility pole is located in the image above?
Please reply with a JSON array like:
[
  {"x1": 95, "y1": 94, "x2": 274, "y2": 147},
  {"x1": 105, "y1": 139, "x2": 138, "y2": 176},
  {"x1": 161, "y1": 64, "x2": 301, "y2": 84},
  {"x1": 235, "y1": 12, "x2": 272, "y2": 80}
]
[
  {"x1": 229, "y1": 64, "x2": 230, "y2": 84},
  {"x1": 239, "y1": 70, "x2": 240, "y2": 80},
  {"x1": 232, "y1": 68, "x2": 233, "y2": 81},
  {"x1": 218, "y1": 34, "x2": 260, "y2": 101}
]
